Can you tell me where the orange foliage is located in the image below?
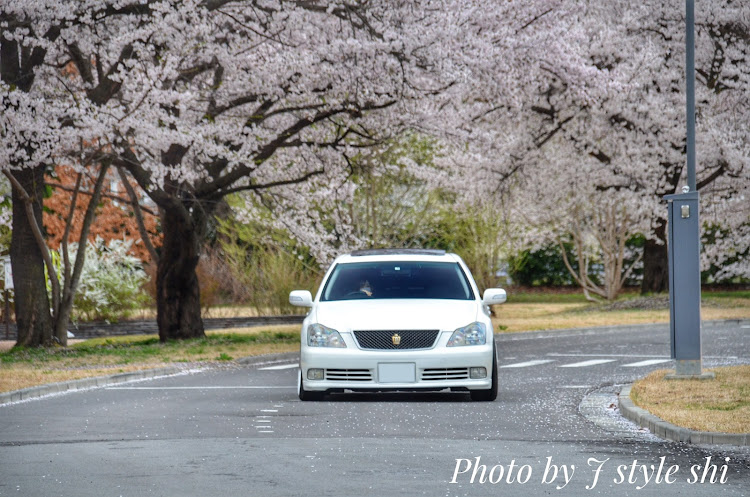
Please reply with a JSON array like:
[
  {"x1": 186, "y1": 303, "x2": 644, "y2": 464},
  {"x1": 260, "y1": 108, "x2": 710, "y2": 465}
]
[{"x1": 43, "y1": 166, "x2": 162, "y2": 264}]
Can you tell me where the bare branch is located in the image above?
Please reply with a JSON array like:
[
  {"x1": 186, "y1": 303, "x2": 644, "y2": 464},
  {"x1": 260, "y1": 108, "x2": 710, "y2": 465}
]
[
  {"x1": 117, "y1": 166, "x2": 160, "y2": 264},
  {"x1": 46, "y1": 181, "x2": 157, "y2": 216},
  {"x1": 61, "y1": 172, "x2": 83, "y2": 291}
]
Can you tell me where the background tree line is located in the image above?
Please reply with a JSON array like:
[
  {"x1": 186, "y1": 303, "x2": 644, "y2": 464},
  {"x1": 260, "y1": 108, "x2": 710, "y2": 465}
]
[{"x1": 1, "y1": 0, "x2": 748, "y2": 347}]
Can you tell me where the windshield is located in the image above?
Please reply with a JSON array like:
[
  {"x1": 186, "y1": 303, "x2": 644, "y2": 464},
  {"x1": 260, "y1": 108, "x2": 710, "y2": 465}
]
[{"x1": 321, "y1": 261, "x2": 475, "y2": 301}]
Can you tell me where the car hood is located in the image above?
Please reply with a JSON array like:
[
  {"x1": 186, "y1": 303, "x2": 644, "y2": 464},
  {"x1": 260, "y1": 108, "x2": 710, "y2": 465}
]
[{"x1": 313, "y1": 299, "x2": 481, "y2": 332}]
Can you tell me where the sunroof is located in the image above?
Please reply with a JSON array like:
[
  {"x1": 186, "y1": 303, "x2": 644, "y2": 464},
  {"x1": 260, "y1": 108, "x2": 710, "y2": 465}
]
[{"x1": 350, "y1": 248, "x2": 446, "y2": 257}]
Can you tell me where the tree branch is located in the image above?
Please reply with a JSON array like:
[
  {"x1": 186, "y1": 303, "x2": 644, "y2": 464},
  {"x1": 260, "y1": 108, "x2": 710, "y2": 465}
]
[
  {"x1": 61, "y1": 172, "x2": 83, "y2": 292},
  {"x1": 117, "y1": 166, "x2": 160, "y2": 264},
  {"x1": 67, "y1": 43, "x2": 94, "y2": 85},
  {"x1": 86, "y1": 43, "x2": 134, "y2": 105},
  {"x1": 697, "y1": 159, "x2": 728, "y2": 190},
  {"x1": 212, "y1": 169, "x2": 325, "y2": 199},
  {"x1": 46, "y1": 181, "x2": 157, "y2": 216},
  {"x1": 67, "y1": 162, "x2": 111, "y2": 301},
  {"x1": 114, "y1": 145, "x2": 193, "y2": 226}
]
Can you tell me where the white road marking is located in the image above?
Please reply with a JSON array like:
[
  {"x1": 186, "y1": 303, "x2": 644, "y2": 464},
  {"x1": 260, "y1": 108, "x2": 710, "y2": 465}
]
[
  {"x1": 547, "y1": 352, "x2": 737, "y2": 359},
  {"x1": 254, "y1": 419, "x2": 272, "y2": 424},
  {"x1": 548, "y1": 353, "x2": 669, "y2": 358},
  {"x1": 260, "y1": 409, "x2": 278, "y2": 413},
  {"x1": 622, "y1": 359, "x2": 673, "y2": 368},
  {"x1": 258, "y1": 364, "x2": 299, "y2": 371},
  {"x1": 560, "y1": 359, "x2": 617, "y2": 368},
  {"x1": 500, "y1": 359, "x2": 555, "y2": 368},
  {"x1": 559, "y1": 385, "x2": 592, "y2": 389},
  {"x1": 257, "y1": 430, "x2": 274, "y2": 433},
  {"x1": 106, "y1": 386, "x2": 295, "y2": 390}
]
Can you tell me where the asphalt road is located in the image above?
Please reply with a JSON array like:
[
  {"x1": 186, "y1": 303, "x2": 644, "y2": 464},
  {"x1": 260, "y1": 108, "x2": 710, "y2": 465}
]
[{"x1": 1, "y1": 320, "x2": 748, "y2": 496}]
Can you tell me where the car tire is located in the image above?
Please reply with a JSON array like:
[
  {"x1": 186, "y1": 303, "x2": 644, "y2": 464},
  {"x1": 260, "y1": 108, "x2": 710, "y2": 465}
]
[
  {"x1": 470, "y1": 350, "x2": 498, "y2": 401},
  {"x1": 298, "y1": 370, "x2": 325, "y2": 401}
]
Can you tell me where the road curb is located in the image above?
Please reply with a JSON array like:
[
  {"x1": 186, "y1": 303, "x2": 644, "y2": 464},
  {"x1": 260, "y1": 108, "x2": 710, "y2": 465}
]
[
  {"x1": 0, "y1": 352, "x2": 300, "y2": 407},
  {"x1": 0, "y1": 366, "x2": 184, "y2": 406},
  {"x1": 618, "y1": 384, "x2": 750, "y2": 446}
]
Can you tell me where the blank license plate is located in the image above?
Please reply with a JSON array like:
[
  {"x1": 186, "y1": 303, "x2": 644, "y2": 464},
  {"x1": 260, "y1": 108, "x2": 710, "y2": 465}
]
[{"x1": 378, "y1": 363, "x2": 416, "y2": 383}]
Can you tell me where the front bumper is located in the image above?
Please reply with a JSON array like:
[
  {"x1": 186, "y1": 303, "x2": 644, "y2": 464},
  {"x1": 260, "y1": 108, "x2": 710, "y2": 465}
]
[{"x1": 300, "y1": 337, "x2": 494, "y2": 392}]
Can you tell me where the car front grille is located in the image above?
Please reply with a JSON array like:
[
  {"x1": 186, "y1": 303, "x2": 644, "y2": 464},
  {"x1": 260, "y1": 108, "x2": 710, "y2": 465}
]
[
  {"x1": 325, "y1": 369, "x2": 373, "y2": 381},
  {"x1": 353, "y1": 330, "x2": 440, "y2": 350},
  {"x1": 421, "y1": 368, "x2": 469, "y2": 381}
]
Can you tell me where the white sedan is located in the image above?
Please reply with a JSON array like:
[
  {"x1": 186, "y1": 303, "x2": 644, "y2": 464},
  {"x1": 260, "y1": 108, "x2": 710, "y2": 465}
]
[{"x1": 289, "y1": 249, "x2": 507, "y2": 401}]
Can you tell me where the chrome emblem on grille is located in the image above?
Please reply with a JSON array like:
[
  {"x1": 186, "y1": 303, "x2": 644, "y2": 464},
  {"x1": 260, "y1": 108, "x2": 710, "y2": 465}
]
[{"x1": 392, "y1": 333, "x2": 401, "y2": 346}]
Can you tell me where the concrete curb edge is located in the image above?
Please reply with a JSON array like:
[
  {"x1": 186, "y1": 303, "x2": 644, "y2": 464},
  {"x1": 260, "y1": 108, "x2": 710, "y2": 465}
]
[
  {"x1": 618, "y1": 384, "x2": 750, "y2": 446},
  {"x1": 0, "y1": 351, "x2": 300, "y2": 407}
]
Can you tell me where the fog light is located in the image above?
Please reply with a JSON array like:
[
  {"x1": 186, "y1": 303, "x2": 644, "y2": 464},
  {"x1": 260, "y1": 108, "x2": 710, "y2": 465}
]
[
  {"x1": 470, "y1": 367, "x2": 487, "y2": 379},
  {"x1": 307, "y1": 368, "x2": 324, "y2": 380}
]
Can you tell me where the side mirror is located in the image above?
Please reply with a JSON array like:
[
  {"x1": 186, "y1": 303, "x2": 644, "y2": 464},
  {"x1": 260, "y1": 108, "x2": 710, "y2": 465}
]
[
  {"x1": 483, "y1": 288, "x2": 507, "y2": 306},
  {"x1": 289, "y1": 290, "x2": 313, "y2": 307}
]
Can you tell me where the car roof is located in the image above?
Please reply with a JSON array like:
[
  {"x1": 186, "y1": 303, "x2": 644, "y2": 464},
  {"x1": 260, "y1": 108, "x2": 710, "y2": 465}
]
[
  {"x1": 334, "y1": 248, "x2": 461, "y2": 264},
  {"x1": 350, "y1": 248, "x2": 446, "y2": 257}
]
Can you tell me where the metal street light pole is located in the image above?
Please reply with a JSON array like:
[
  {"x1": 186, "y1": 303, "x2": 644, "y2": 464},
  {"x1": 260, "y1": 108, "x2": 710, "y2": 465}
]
[
  {"x1": 685, "y1": 0, "x2": 696, "y2": 192},
  {"x1": 664, "y1": 0, "x2": 712, "y2": 380}
]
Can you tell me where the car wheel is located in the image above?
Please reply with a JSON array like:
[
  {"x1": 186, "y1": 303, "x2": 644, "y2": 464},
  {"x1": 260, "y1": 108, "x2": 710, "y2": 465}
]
[
  {"x1": 470, "y1": 350, "x2": 498, "y2": 401},
  {"x1": 298, "y1": 370, "x2": 325, "y2": 401}
]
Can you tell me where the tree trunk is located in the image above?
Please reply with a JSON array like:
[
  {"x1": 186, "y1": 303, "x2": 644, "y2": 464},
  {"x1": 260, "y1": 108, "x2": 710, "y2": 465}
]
[
  {"x1": 641, "y1": 219, "x2": 669, "y2": 294},
  {"x1": 10, "y1": 166, "x2": 54, "y2": 347},
  {"x1": 156, "y1": 206, "x2": 205, "y2": 341}
]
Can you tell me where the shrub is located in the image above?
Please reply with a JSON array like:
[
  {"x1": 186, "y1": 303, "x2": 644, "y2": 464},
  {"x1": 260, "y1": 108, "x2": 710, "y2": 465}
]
[
  {"x1": 65, "y1": 238, "x2": 151, "y2": 322},
  {"x1": 218, "y1": 218, "x2": 320, "y2": 315}
]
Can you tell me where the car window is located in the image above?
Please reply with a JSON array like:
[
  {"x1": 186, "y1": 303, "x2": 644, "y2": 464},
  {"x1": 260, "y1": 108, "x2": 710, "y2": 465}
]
[{"x1": 321, "y1": 261, "x2": 475, "y2": 301}]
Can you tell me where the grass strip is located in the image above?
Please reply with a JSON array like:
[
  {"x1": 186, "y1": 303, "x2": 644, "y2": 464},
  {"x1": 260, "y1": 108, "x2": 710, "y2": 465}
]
[
  {"x1": 491, "y1": 302, "x2": 749, "y2": 333},
  {"x1": 631, "y1": 366, "x2": 750, "y2": 434},
  {"x1": 0, "y1": 326, "x2": 299, "y2": 393}
]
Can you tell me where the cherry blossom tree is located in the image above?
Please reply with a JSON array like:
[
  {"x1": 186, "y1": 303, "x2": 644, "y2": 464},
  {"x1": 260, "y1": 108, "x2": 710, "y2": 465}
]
[
  {"x1": 520, "y1": 0, "x2": 750, "y2": 293},
  {"x1": 513, "y1": 139, "x2": 652, "y2": 300},
  {"x1": 2, "y1": 1, "x2": 80, "y2": 346},
  {"x1": 238, "y1": 1, "x2": 608, "y2": 266},
  {"x1": 13, "y1": 0, "x2": 742, "y2": 346},
  {"x1": 52, "y1": 1, "x2": 600, "y2": 340},
  {"x1": 0, "y1": 2, "x2": 478, "y2": 342},
  {"x1": 97, "y1": 1, "x2": 491, "y2": 340},
  {"x1": 1, "y1": 0, "x2": 172, "y2": 345}
]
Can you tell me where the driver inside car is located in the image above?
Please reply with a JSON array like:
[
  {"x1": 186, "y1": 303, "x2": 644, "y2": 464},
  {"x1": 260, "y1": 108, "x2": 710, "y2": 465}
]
[{"x1": 359, "y1": 280, "x2": 373, "y2": 297}]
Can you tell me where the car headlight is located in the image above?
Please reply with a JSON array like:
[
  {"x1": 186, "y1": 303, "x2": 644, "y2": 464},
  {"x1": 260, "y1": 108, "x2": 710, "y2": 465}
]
[
  {"x1": 307, "y1": 323, "x2": 347, "y2": 348},
  {"x1": 447, "y1": 322, "x2": 486, "y2": 347}
]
